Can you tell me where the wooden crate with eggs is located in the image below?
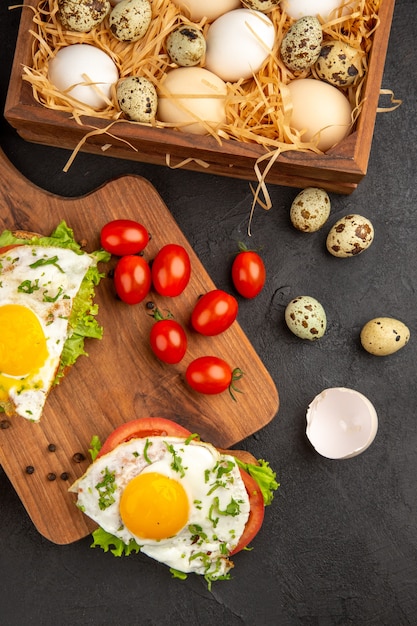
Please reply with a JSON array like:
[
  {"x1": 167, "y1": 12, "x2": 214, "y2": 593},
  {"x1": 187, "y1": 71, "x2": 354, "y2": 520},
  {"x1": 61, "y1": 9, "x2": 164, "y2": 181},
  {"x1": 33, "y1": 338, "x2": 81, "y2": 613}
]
[{"x1": 5, "y1": 0, "x2": 396, "y2": 194}]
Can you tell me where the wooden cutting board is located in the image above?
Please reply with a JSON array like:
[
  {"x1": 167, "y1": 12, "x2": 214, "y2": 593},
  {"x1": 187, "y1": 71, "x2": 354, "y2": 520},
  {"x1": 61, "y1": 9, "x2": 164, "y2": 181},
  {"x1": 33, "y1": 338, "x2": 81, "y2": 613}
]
[{"x1": 0, "y1": 148, "x2": 278, "y2": 544}]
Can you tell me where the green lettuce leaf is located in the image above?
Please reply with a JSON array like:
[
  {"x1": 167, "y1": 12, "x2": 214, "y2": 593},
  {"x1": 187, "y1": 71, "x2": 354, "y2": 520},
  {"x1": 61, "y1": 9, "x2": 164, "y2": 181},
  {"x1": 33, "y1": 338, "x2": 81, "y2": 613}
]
[
  {"x1": 91, "y1": 527, "x2": 142, "y2": 556},
  {"x1": 236, "y1": 458, "x2": 279, "y2": 506}
]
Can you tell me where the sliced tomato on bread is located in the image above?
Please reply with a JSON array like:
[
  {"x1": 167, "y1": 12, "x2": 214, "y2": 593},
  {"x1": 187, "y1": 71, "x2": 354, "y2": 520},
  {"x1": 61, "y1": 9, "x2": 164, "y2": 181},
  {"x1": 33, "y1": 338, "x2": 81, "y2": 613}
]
[
  {"x1": 96, "y1": 417, "x2": 265, "y2": 553},
  {"x1": 96, "y1": 417, "x2": 192, "y2": 458}
]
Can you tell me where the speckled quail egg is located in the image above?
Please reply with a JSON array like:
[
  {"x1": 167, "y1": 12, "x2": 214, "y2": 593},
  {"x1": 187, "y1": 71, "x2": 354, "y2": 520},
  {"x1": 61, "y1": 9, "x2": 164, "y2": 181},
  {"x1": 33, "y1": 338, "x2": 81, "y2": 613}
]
[
  {"x1": 315, "y1": 40, "x2": 362, "y2": 87},
  {"x1": 285, "y1": 295, "x2": 327, "y2": 340},
  {"x1": 290, "y1": 187, "x2": 331, "y2": 232},
  {"x1": 166, "y1": 26, "x2": 206, "y2": 67},
  {"x1": 326, "y1": 214, "x2": 374, "y2": 258},
  {"x1": 360, "y1": 317, "x2": 410, "y2": 356},
  {"x1": 117, "y1": 76, "x2": 157, "y2": 122},
  {"x1": 109, "y1": 0, "x2": 152, "y2": 42},
  {"x1": 57, "y1": 0, "x2": 110, "y2": 33},
  {"x1": 241, "y1": 0, "x2": 280, "y2": 11},
  {"x1": 280, "y1": 16, "x2": 322, "y2": 72}
]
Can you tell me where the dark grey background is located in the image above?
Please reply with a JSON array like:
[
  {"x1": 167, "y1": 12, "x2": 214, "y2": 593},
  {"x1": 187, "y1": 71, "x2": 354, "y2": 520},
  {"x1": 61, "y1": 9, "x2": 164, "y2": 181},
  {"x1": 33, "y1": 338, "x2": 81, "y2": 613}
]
[{"x1": 1, "y1": 2, "x2": 416, "y2": 624}]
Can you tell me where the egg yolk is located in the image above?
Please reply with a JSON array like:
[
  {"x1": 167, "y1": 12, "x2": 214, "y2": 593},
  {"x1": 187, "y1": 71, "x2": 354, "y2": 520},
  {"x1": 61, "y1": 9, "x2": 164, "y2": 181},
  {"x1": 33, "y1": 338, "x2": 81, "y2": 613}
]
[
  {"x1": 120, "y1": 472, "x2": 189, "y2": 540},
  {"x1": 0, "y1": 304, "x2": 48, "y2": 380}
]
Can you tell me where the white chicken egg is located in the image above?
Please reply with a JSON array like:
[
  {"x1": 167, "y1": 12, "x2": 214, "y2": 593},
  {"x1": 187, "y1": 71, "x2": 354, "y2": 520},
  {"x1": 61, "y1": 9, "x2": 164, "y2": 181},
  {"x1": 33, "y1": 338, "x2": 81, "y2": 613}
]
[
  {"x1": 281, "y1": 0, "x2": 347, "y2": 21},
  {"x1": 170, "y1": 0, "x2": 241, "y2": 22},
  {"x1": 306, "y1": 387, "x2": 378, "y2": 459},
  {"x1": 0, "y1": 245, "x2": 94, "y2": 421},
  {"x1": 205, "y1": 9, "x2": 276, "y2": 82},
  {"x1": 48, "y1": 44, "x2": 119, "y2": 110},
  {"x1": 157, "y1": 67, "x2": 227, "y2": 135},
  {"x1": 71, "y1": 437, "x2": 250, "y2": 578},
  {"x1": 285, "y1": 78, "x2": 353, "y2": 151}
]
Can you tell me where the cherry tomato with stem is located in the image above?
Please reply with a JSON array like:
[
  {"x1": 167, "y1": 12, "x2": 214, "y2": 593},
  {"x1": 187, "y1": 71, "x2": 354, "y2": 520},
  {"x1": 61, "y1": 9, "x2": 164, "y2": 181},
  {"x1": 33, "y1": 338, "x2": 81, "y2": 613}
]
[
  {"x1": 114, "y1": 254, "x2": 151, "y2": 304},
  {"x1": 231, "y1": 242, "x2": 266, "y2": 299},
  {"x1": 191, "y1": 289, "x2": 238, "y2": 336},
  {"x1": 101, "y1": 219, "x2": 149, "y2": 256},
  {"x1": 185, "y1": 356, "x2": 244, "y2": 400},
  {"x1": 149, "y1": 308, "x2": 188, "y2": 364},
  {"x1": 151, "y1": 244, "x2": 191, "y2": 297}
]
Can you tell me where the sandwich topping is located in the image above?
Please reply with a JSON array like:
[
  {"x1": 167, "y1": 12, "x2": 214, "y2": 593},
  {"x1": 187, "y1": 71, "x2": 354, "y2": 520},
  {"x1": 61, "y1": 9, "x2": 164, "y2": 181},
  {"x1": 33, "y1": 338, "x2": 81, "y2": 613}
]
[{"x1": 0, "y1": 222, "x2": 109, "y2": 422}]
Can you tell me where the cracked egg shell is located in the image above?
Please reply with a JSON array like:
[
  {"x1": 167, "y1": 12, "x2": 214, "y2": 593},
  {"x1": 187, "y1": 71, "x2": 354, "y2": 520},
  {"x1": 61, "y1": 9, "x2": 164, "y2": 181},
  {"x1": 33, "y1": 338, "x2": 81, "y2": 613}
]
[
  {"x1": 326, "y1": 214, "x2": 374, "y2": 258},
  {"x1": 57, "y1": 0, "x2": 110, "y2": 32},
  {"x1": 285, "y1": 295, "x2": 327, "y2": 340},
  {"x1": 290, "y1": 187, "x2": 331, "y2": 232},
  {"x1": 306, "y1": 387, "x2": 378, "y2": 459},
  {"x1": 281, "y1": 16, "x2": 322, "y2": 72},
  {"x1": 360, "y1": 317, "x2": 410, "y2": 356},
  {"x1": 316, "y1": 40, "x2": 362, "y2": 87}
]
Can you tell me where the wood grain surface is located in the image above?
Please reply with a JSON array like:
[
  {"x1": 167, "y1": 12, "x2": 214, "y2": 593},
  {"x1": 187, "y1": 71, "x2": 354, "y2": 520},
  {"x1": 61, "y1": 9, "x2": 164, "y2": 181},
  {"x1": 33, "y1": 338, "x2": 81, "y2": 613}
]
[{"x1": 0, "y1": 148, "x2": 278, "y2": 545}]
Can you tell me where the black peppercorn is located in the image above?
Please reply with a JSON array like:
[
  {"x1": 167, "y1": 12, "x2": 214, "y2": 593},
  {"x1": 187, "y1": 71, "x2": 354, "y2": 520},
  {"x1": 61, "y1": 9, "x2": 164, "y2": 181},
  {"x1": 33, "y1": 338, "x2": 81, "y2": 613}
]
[
  {"x1": 25, "y1": 465, "x2": 35, "y2": 474},
  {"x1": 47, "y1": 473, "x2": 56, "y2": 481},
  {"x1": 48, "y1": 443, "x2": 56, "y2": 452},
  {"x1": 0, "y1": 420, "x2": 11, "y2": 429},
  {"x1": 72, "y1": 452, "x2": 86, "y2": 463},
  {"x1": 60, "y1": 472, "x2": 69, "y2": 481}
]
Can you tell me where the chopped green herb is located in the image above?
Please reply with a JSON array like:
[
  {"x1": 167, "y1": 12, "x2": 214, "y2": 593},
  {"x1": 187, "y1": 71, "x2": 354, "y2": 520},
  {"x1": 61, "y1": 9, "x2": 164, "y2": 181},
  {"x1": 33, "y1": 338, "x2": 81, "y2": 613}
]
[
  {"x1": 29, "y1": 255, "x2": 64, "y2": 273},
  {"x1": 170, "y1": 568, "x2": 188, "y2": 581},
  {"x1": 165, "y1": 442, "x2": 186, "y2": 477},
  {"x1": 17, "y1": 279, "x2": 40, "y2": 294},
  {"x1": 143, "y1": 438, "x2": 153, "y2": 463},
  {"x1": 42, "y1": 286, "x2": 64, "y2": 302},
  {"x1": 95, "y1": 467, "x2": 117, "y2": 510}
]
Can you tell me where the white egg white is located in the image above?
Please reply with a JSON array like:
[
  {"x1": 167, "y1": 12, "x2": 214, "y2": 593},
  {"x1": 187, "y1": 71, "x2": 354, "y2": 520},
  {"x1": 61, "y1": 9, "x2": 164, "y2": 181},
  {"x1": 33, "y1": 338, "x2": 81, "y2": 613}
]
[
  {"x1": 0, "y1": 245, "x2": 94, "y2": 421},
  {"x1": 71, "y1": 437, "x2": 251, "y2": 578}
]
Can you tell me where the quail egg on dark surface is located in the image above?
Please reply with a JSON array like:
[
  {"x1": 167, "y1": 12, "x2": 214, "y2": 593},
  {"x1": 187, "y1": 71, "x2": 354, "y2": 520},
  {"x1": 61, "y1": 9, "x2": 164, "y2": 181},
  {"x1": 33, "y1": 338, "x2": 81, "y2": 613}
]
[
  {"x1": 360, "y1": 317, "x2": 410, "y2": 356},
  {"x1": 326, "y1": 214, "x2": 374, "y2": 257},
  {"x1": 285, "y1": 295, "x2": 327, "y2": 340},
  {"x1": 290, "y1": 187, "x2": 331, "y2": 232}
]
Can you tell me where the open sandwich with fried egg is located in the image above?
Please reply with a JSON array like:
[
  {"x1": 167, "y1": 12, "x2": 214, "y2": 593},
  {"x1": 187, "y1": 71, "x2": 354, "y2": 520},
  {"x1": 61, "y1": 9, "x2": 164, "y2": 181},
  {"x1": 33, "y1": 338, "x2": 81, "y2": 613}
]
[
  {"x1": 70, "y1": 417, "x2": 279, "y2": 589},
  {"x1": 0, "y1": 221, "x2": 110, "y2": 422}
]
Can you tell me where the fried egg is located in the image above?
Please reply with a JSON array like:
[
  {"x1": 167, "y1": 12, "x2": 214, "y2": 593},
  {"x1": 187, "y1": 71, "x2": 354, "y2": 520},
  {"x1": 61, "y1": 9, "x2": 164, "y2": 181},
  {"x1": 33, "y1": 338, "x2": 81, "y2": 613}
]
[
  {"x1": 70, "y1": 437, "x2": 251, "y2": 578},
  {"x1": 0, "y1": 245, "x2": 94, "y2": 421}
]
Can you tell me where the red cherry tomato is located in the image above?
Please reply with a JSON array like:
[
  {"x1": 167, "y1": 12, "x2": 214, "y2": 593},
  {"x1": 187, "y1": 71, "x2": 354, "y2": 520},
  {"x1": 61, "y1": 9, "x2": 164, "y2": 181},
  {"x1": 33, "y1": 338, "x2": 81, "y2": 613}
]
[
  {"x1": 150, "y1": 316, "x2": 187, "y2": 364},
  {"x1": 101, "y1": 219, "x2": 149, "y2": 256},
  {"x1": 191, "y1": 289, "x2": 238, "y2": 336},
  {"x1": 185, "y1": 356, "x2": 243, "y2": 399},
  {"x1": 113, "y1": 254, "x2": 151, "y2": 304},
  {"x1": 151, "y1": 244, "x2": 191, "y2": 297},
  {"x1": 229, "y1": 468, "x2": 265, "y2": 555},
  {"x1": 97, "y1": 417, "x2": 192, "y2": 458},
  {"x1": 232, "y1": 248, "x2": 266, "y2": 299}
]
